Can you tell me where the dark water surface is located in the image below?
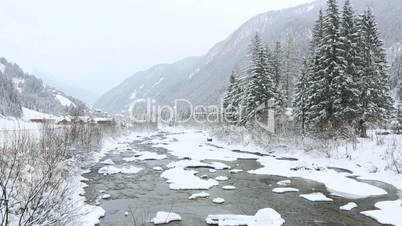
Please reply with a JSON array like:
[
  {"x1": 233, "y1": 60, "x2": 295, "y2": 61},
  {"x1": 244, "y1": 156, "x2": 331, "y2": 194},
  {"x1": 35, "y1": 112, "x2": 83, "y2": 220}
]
[{"x1": 83, "y1": 132, "x2": 398, "y2": 226}]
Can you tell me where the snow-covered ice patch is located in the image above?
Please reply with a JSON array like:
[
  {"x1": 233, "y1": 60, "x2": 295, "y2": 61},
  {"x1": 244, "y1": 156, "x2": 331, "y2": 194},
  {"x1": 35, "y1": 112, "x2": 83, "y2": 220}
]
[
  {"x1": 300, "y1": 192, "x2": 333, "y2": 202},
  {"x1": 161, "y1": 167, "x2": 218, "y2": 190},
  {"x1": 98, "y1": 165, "x2": 142, "y2": 175},
  {"x1": 361, "y1": 200, "x2": 402, "y2": 226},
  {"x1": 153, "y1": 166, "x2": 163, "y2": 171},
  {"x1": 166, "y1": 159, "x2": 230, "y2": 170},
  {"x1": 206, "y1": 208, "x2": 285, "y2": 226},
  {"x1": 222, "y1": 185, "x2": 236, "y2": 190},
  {"x1": 212, "y1": 197, "x2": 225, "y2": 204},
  {"x1": 189, "y1": 192, "x2": 210, "y2": 200},
  {"x1": 230, "y1": 169, "x2": 244, "y2": 174},
  {"x1": 101, "y1": 159, "x2": 115, "y2": 165},
  {"x1": 151, "y1": 211, "x2": 181, "y2": 224},
  {"x1": 124, "y1": 151, "x2": 167, "y2": 161},
  {"x1": 340, "y1": 202, "x2": 358, "y2": 211},
  {"x1": 101, "y1": 194, "x2": 111, "y2": 199},
  {"x1": 272, "y1": 187, "x2": 299, "y2": 193},
  {"x1": 277, "y1": 180, "x2": 291, "y2": 186},
  {"x1": 216, "y1": 176, "x2": 229, "y2": 181},
  {"x1": 250, "y1": 157, "x2": 387, "y2": 199}
]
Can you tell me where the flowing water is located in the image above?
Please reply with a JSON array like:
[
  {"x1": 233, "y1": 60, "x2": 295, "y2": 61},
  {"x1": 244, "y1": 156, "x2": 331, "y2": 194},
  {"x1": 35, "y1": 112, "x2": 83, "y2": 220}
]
[{"x1": 83, "y1": 131, "x2": 399, "y2": 226}]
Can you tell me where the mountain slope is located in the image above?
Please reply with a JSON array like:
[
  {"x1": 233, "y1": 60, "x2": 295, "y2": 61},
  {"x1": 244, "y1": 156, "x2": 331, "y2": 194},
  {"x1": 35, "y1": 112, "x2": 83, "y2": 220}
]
[
  {"x1": 0, "y1": 57, "x2": 87, "y2": 117},
  {"x1": 96, "y1": 0, "x2": 402, "y2": 114}
]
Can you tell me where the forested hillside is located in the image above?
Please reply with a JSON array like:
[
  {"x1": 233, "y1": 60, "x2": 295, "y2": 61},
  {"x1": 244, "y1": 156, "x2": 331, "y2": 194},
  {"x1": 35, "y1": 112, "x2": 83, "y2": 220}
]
[{"x1": 0, "y1": 57, "x2": 87, "y2": 118}]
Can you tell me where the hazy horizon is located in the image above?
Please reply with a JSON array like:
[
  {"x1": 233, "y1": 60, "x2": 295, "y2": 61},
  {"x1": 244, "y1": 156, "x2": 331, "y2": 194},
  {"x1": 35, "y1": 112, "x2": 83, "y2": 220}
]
[{"x1": 0, "y1": 0, "x2": 313, "y2": 100}]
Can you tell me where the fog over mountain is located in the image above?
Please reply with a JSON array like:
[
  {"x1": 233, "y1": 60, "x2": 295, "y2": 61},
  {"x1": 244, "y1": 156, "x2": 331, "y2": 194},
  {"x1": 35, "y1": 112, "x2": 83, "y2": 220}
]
[{"x1": 95, "y1": 0, "x2": 402, "y2": 113}]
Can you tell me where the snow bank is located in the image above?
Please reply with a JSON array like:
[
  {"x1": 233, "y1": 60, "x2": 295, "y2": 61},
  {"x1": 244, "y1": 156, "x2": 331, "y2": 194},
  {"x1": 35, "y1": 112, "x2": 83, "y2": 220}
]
[
  {"x1": 361, "y1": 200, "x2": 402, "y2": 226},
  {"x1": 206, "y1": 208, "x2": 285, "y2": 226},
  {"x1": 166, "y1": 159, "x2": 230, "y2": 170},
  {"x1": 151, "y1": 211, "x2": 181, "y2": 224}
]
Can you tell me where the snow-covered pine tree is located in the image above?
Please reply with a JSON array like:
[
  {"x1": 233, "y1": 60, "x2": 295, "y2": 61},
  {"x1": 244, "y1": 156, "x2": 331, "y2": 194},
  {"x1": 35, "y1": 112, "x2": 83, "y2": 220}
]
[
  {"x1": 241, "y1": 34, "x2": 276, "y2": 125},
  {"x1": 314, "y1": 0, "x2": 345, "y2": 129},
  {"x1": 294, "y1": 59, "x2": 310, "y2": 134},
  {"x1": 272, "y1": 41, "x2": 284, "y2": 107},
  {"x1": 0, "y1": 73, "x2": 22, "y2": 117},
  {"x1": 332, "y1": 0, "x2": 360, "y2": 126},
  {"x1": 356, "y1": 9, "x2": 394, "y2": 136},
  {"x1": 223, "y1": 70, "x2": 242, "y2": 123},
  {"x1": 294, "y1": 10, "x2": 324, "y2": 132}
]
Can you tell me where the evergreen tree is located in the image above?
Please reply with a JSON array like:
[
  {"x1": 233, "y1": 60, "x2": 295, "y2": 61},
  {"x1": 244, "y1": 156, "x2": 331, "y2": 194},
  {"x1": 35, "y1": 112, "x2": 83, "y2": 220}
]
[
  {"x1": 313, "y1": 0, "x2": 344, "y2": 129},
  {"x1": 356, "y1": 9, "x2": 394, "y2": 136},
  {"x1": 223, "y1": 71, "x2": 242, "y2": 123},
  {"x1": 272, "y1": 42, "x2": 284, "y2": 107},
  {"x1": 294, "y1": 59, "x2": 310, "y2": 133},
  {"x1": 332, "y1": 0, "x2": 360, "y2": 125},
  {"x1": 241, "y1": 34, "x2": 276, "y2": 125}
]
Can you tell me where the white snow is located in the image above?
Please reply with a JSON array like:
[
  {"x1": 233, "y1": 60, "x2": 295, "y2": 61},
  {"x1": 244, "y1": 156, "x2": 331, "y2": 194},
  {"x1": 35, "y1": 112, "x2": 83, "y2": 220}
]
[
  {"x1": 153, "y1": 166, "x2": 164, "y2": 171},
  {"x1": 166, "y1": 159, "x2": 230, "y2": 170},
  {"x1": 98, "y1": 165, "x2": 142, "y2": 175},
  {"x1": 300, "y1": 192, "x2": 333, "y2": 202},
  {"x1": 222, "y1": 185, "x2": 236, "y2": 190},
  {"x1": 189, "y1": 192, "x2": 210, "y2": 200},
  {"x1": 340, "y1": 202, "x2": 358, "y2": 211},
  {"x1": 151, "y1": 77, "x2": 164, "y2": 88},
  {"x1": 55, "y1": 94, "x2": 75, "y2": 107},
  {"x1": 277, "y1": 180, "x2": 291, "y2": 186},
  {"x1": 215, "y1": 176, "x2": 229, "y2": 181},
  {"x1": 206, "y1": 208, "x2": 285, "y2": 226},
  {"x1": 123, "y1": 152, "x2": 167, "y2": 161},
  {"x1": 212, "y1": 197, "x2": 225, "y2": 204},
  {"x1": 250, "y1": 157, "x2": 387, "y2": 199},
  {"x1": 151, "y1": 211, "x2": 181, "y2": 224},
  {"x1": 101, "y1": 159, "x2": 115, "y2": 165},
  {"x1": 230, "y1": 169, "x2": 243, "y2": 174},
  {"x1": 272, "y1": 187, "x2": 299, "y2": 193},
  {"x1": 361, "y1": 200, "x2": 402, "y2": 226},
  {"x1": 161, "y1": 167, "x2": 218, "y2": 190},
  {"x1": 101, "y1": 194, "x2": 111, "y2": 199}
]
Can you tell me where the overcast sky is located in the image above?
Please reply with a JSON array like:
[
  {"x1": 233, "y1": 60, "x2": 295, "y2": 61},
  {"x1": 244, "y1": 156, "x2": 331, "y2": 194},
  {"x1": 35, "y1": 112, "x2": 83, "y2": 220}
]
[{"x1": 0, "y1": 0, "x2": 313, "y2": 97}]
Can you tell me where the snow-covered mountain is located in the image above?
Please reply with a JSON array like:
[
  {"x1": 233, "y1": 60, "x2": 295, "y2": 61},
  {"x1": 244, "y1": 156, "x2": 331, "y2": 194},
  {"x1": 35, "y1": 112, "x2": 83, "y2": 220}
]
[
  {"x1": 95, "y1": 0, "x2": 402, "y2": 114},
  {"x1": 0, "y1": 57, "x2": 87, "y2": 118}
]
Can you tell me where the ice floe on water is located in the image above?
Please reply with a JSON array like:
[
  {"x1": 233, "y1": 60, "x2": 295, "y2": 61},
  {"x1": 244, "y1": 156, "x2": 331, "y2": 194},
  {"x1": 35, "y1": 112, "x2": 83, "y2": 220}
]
[
  {"x1": 151, "y1": 211, "x2": 181, "y2": 224},
  {"x1": 189, "y1": 192, "x2": 210, "y2": 200},
  {"x1": 166, "y1": 159, "x2": 230, "y2": 170},
  {"x1": 339, "y1": 202, "x2": 358, "y2": 211},
  {"x1": 153, "y1": 166, "x2": 163, "y2": 171},
  {"x1": 361, "y1": 200, "x2": 402, "y2": 226},
  {"x1": 215, "y1": 176, "x2": 229, "y2": 181},
  {"x1": 222, "y1": 185, "x2": 236, "y2": 190},
  {"x1": 230, "y1": 169, "x2": 243, "y2": 174},
  {"x1": 250, "y1": 157, "x2": 387, "y2": 199},
  {"x1": 101, "y1": 159, "x2": 115, "y2": 165},
  {"x1": 272, "y1": 187, "x2": 299, "y2": 193},
  {"x1": 161, "y1": 167, "x2": 218, "y2": 190},
  {"x1": 123, "y1": 151, "x2": 167, "y2": 161},
  {"x1": 276, "y1": 180, "x2": 291, "y2": 186},
  {"x1": 206, "y1": 208, "x2": 285, "y2": 226},
  {"x1": 300, "y1": 192, "x2": 333, "y2": 202},
  {"x1": 98, "y1": 165, "x2": 142, "y2": 175},
  {"x1": 212, "y1": 197, "x2": 225, "y2": 204}
]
